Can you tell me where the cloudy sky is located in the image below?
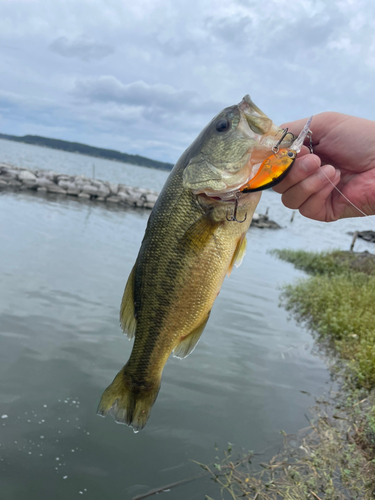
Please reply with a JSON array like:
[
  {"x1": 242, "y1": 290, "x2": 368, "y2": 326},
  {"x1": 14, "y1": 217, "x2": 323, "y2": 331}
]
[{"x1": 1, "y1": 0, "x2": 374, "y2": 163}]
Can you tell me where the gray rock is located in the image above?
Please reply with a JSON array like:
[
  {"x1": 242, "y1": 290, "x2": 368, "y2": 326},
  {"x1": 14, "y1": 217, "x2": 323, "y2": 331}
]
[
  {"x1": 143, "y1": 202, "x2": 155, "y2": 209},
  {"x1": 92, "y1": 180, "x2": 104, "y2": 189},
  {"x1": 56, "y1": 174, "x2": 71, "y2": 182},
  {"x1": 58, "y1": 180, "x2": 78, "y2": 191},
  {"x1": 117, "y1": 191, "x2": 129, "y2": 201},
  {"x1": 96, "y1": 197, "x2": 106, "y2": 202},
  {"x1": 37, "y1": 187, "x2": 47, "y2": 193},
  {"x1": 8, "y1": 180, "x2": 21, "y2": 188},
  {"x1": 18, "y1": 170, "x2": 37, "y2": 181},
  {"x1": 67, "y1": 187, "x2": 81, "y2": 196},
  {"x1": 117, "y1": 192, "x2": 139, "y2": 206},
  {"x1": 78, "y1": 192, "x2": 90, "y2": 199},
  {"x1": 108, "y1": 182, "x2": 118, "y2": 195},
  {"x1": 82, "y1": 184, "x2": 99, "y2": 196},
  {"x1": 135, "y1": 187, "x2": 148, "y2": 195},
  {"x1": 0, "y1": 179, "x2": 8, "y2": 187},
  {"x1": 44, "y1": 171, "x2": 58, "y2": 181},
  {"x1": 144, "y1": 193, "x2": 158, "y2": 203},
  {"x1": 47, "y1": 184, "x2": 67, "y2": 194},
  {"x1": 0, "y1": 169, "x2": 18, "y2": 180},
  {"x1": 97, "y1": 186, "x2": 110, "y2": 198},
  {"x1": 75, "y1": 175, "x2": 91, "y2": 183},
  {"x1": 37, "y1": 177, "x2": 54, "y2": 188},
  {"x1": 23, "y1": 180, "x2": 38, "y2": 190},
  {"x1": 106, "y1": 196, "x2": 120, "y2": 203}
]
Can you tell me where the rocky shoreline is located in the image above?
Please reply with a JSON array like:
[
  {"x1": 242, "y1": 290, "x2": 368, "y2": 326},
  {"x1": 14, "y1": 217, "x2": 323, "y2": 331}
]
[
  {"x1": 0, "y1": 164, "x2": 158, "y2": 209},
  {"x1": 0, "y1": 164, "x2": 281, "y2": 228}
]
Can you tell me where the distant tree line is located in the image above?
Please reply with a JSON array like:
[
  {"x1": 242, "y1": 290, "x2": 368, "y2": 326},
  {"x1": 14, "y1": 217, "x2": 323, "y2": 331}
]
[{"x1": 0, "y1": 133, "x2": 174, "y2": 171}]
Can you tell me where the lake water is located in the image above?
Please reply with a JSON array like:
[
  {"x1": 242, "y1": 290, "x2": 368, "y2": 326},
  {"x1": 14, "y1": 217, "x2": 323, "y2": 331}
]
[{"x1": 1, "y1": 139, "x2": 374, "y2": 499}]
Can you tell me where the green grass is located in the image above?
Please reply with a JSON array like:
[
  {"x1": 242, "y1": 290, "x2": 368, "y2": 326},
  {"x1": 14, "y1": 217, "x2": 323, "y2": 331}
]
[
  {"x1": 271, "y1": 248, "x2": 375, "y2": 276},
  {"x1": 273, "y1": 249, "x2": 375, "y2": 389}
]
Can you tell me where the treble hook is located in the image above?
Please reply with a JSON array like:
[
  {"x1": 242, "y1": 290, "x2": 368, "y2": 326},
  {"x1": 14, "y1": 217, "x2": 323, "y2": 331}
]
[
  {"x1": 272, "y1": 128, "x2": 295, "y2": 154},
  {"x1": 226, "y1": 193, "x2": 247, "y2": 223}
]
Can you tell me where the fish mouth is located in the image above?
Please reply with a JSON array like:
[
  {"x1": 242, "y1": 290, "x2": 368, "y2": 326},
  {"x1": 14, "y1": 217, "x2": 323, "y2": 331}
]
[{"x1": 200, "y1": 97, "x2": 295, "y2": 201}]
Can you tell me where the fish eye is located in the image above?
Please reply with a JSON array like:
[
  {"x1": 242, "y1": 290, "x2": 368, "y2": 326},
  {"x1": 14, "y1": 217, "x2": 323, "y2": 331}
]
[
  {"x1": 287, "y1": 151, "x2": 295, "y2": 158},
  {"x1": 215, "y1": 118, "x2": 230, "y2": 133}
]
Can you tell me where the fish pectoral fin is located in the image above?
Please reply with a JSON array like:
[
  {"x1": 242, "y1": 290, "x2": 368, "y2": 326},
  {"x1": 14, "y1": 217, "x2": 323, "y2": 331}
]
[
  {"x1": 173, "y1": 312, "x2": 211, "y2": 359},
  {"x1": 119, "y1": 264, "x2": 137, "y2": 339},
  {"x1": 227, "y1": 234, "x2": 247, "y2": 277},
  {"x1": 180, "y1": 210, "x2": 221, "y2": 252}
]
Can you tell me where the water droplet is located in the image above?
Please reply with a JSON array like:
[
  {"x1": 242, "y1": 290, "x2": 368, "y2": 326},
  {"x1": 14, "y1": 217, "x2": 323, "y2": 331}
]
[{"x1": 1, "y1": 415, "x2": 8, "y2": 419}]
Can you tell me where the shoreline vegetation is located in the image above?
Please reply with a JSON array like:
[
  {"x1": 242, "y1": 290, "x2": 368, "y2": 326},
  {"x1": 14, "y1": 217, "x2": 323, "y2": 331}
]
[
  {"x1": 0, "y1": 133, "x2": 174, "y2": 171},
  {"x1": 193, "y1": 249, "x2": 375, "y2": 500}
]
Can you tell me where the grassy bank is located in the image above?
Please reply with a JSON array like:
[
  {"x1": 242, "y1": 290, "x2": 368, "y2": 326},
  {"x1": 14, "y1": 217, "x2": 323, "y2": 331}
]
[
  {"x1": 198, "y1": 249, "x2": 375, "y2": 500},
  {"x1": 272, "y1": 249, "x2": 375, "y2": 389}
]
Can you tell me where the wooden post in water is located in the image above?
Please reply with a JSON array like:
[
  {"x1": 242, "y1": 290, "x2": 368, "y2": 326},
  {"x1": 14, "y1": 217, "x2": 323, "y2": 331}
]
[{"x1": 350, "y1": 231, "x2": 358, "y2": 251}]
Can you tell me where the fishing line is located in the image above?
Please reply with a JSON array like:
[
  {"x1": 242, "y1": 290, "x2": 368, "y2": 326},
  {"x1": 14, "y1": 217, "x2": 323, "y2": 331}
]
[
  {"x1": 308, "y1": 128, "x2": 373, "y2": 222},
  {"x1": 319, "y1": 166, "x2": 370, "y2": 218}
]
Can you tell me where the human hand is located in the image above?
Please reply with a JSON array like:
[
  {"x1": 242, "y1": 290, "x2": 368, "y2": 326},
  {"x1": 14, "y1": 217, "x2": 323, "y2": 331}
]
[{"x1": 272, "y1": 112, "x2": 375, "y2": 221}]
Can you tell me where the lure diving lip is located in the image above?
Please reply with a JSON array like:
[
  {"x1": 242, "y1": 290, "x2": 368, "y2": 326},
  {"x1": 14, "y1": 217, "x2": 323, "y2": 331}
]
[{"x1": 240, "y1": 116, "x2": 313, "y2": 193}]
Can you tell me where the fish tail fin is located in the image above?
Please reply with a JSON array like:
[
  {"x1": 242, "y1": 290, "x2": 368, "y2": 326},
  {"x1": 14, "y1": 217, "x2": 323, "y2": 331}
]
[{"x1": 97, "y1": 367, "x2": 160, "y2": 432}]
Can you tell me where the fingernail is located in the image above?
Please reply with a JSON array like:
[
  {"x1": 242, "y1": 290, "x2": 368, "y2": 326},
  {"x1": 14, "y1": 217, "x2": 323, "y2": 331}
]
[{"x1": 321, "y1": 164, "x2": 336, "y2": 179}]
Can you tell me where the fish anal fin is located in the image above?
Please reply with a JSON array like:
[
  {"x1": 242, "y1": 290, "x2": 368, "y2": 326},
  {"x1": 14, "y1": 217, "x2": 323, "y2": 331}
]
[
  {"x1": 227, "y1": 234, "x2": 247, "y2": 277},
  {"x1": 173, "y1": 312, "x2": 211, "y2": 359},
  {"x1": 120, "y1": 264, "x2": 137, "y2": 339}
]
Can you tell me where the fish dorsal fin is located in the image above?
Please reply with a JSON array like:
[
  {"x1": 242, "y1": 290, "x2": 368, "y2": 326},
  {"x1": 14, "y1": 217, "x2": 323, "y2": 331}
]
[
  {"x1": 180, "y1": 210, "x2": 221, "y2": 253},
  {"x1": 120, "y1": 264, "x2": 137, "y2": 339},
  {"x1": 227, "y1": 234, "x2": 247, "y2": 277},
  {"x1": 173, "y1": 312, "x2": 211, "y2": 359}
]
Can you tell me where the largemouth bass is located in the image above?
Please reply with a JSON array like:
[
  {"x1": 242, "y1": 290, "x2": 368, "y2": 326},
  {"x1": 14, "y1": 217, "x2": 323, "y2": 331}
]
[{"x1": 98, "y1": 95, "x2": 294, "y2": 432}]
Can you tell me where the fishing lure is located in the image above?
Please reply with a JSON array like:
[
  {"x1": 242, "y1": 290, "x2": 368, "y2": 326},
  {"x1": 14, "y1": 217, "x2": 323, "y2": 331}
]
[{"x1": 240, "y1": 116, "x2": 313, "y2": 193}]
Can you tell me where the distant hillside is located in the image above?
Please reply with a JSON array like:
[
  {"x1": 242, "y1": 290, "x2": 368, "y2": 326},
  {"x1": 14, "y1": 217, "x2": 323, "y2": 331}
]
[{"x1": 0, "y1": 133, "x2": 174, "y2": 171}]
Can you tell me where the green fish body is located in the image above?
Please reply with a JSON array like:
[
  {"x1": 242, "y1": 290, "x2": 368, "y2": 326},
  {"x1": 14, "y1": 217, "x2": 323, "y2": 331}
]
[{"x1": 98, "y1": 95, "x2": 293, "y2": 431}]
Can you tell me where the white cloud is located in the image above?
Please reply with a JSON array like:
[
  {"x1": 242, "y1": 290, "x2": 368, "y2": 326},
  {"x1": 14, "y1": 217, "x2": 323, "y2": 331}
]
[{"x1": 49, "y1": 36, "x2": 114, "y2": 62}]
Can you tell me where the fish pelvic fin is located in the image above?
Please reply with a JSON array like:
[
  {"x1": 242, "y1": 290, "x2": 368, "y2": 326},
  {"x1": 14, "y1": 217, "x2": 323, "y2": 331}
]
[
  {"x1": 120, "y1": 264, "x2": 137, "y2": 340},
  {"x1": 173, "y1": 312, "x2": 211, "y2": 359},
  {"x1": 227, "y1": 234, "x2": 247, "y2": 277},
  {"x1": 97, "y1": 368, "x2": 160, "y2": 432}
]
